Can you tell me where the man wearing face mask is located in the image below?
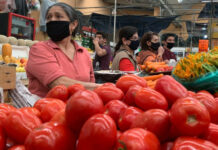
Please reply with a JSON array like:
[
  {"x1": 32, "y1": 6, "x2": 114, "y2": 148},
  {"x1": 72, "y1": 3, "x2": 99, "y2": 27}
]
[
  {"x1": 162, "y1": 34, "x2": 177, "y2": 64},
  {"x1": 138, "y1": 31, "x2": 163, "y2": 65},
  {"x1": 112, "y1": 26, "x2": 140, "y2": 71},
  {"x1": 26, "y1": 3, "x2": 99, "y2": 100}
]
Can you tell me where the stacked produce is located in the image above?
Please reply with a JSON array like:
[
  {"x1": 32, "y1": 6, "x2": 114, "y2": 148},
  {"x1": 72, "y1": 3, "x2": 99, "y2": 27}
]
[
  {"x1": 0, "y1": 43, "x2": 27, "y2": 72},
  {"x1": 173, "y1": 49, "x2": 218, "y2": 80},
  {"x1": 0, "y1": 74, "x2": 218, "y2": 150},
  {"x1": 140, "y1": 62, "x2": 173, "y2": 73}
]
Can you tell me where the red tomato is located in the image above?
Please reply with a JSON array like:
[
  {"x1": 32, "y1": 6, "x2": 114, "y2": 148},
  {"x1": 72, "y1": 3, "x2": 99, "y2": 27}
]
[
  {"x1": 161, "y1": 142, "x2": 174, "y2": 150},
  {"x1": 131, "y1": 109, "x2": 170, "y2": 142},
  {"x1": 170, "y1": 97, "x2": 210, "y2": 137},
  {"x1": 102, "y1": 83, "x2": 116, "y2": 87},
  {"x1": 94, "y1": 85, "x2": 124, "y2": 104},
  {"x1": 155, "y1": 75, "x2": 188, "y2": 106},
  {"x1": 0, "y1": 104, "x2": 16, "y2": 126},
  {"x1": 172, "y1": 137, "x2": 218, "y2": 150},
  {"x1": 68, "y1": 84, "x2": 85, "y2": 97},
  {"x1": 50, "y1": 109, "x2": 66, "y2": 125},
  {"x1": 116, "y1": 74, "x2": 147, "y2": 94},
  {"x1": 77, "y1": 114, "x2": 117, "y2": 150},
  {"x1": 46, "y1": 85, "x2": 69, "y2": 102},
  {"x1": 118, "y1": 106, "x2": 143, "y2": 131},
  {"x1": 40, "y1": 100, "x2": 66, "y2": 122},
  {"x1": 4, "y1": 110, "x2": 42, "y2": 144},
  {"x1": 8, "y1": 145, "x2": 25, "y2": 150},
  {"x1": 123, "y1": 85, "x2": 142, "y2": 106},
  {"x1": 33, "y1": 98, "x2": 59, "y2": 112},
  {"x1": 204, "y1": 123, "x2": 218, "y2": 145},
  {"x1": 197, "y1": 90, "x2": 214, "y2": 99},
  {"x1": 104, "y1": 100, "x2": 128, "y2": 125},
  {"x1": 65, "y1": 90, "x2": 104, "y2": 135},
  {"x1": 0, "y1": 127, "x2": 6, "y2": 150},
  {"x1": 135, "y1": 88, "x2": 168, "y2": 111},
  {"x1": 187, "y1": 91, "x2": 196, "y2": 97},
  {"x1": 116, "y1": 128, "x2": 160, "y2": 150},
  {"x1": 19, "y1": 107, "x2": 41, "y2": 118},
  {"x1": 25, "y1": 122, "x2": 76, "y2": 150},
  {"x1": 194, "y1": 93, "x2": 218, "y2": 123}
]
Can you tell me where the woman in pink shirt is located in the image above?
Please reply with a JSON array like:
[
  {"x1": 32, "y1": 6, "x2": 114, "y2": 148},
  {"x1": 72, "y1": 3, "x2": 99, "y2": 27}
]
[{"x1": 26, "y1": 3, "x2": 97, "y2": 98}]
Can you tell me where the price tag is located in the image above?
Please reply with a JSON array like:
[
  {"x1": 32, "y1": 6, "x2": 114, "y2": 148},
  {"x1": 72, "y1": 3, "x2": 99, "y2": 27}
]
[{"x1": 199, "y1": 40, "x2": 209, "y2": 52}]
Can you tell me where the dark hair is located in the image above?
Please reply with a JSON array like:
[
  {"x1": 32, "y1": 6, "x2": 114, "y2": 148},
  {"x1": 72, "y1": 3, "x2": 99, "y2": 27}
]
[
  {"x1": 162, "y1": 33, "x2": 175, "y2": 41},
  {"x1": 46, "y1": 2, "x2": 79, "y2": 37},
  {"x1": 115, "y1": 26, "x2": 138, "y2": 53},
  {"x1": 140, "y1": 31, "x2": 158, "y2": 50},
  {"x1": 96, "y1": 31, "x2": 107, "y2": 39}
]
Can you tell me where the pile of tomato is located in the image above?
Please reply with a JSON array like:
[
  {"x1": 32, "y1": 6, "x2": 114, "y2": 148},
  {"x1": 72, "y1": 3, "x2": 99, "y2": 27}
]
[{"x1": 0, "y1": 74, "x2": 218, "y2": 150}]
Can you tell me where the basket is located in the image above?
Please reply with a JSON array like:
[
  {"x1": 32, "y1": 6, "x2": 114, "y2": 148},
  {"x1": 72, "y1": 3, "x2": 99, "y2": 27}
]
[{"x1": 173, "y1": 71, "x2": 218, "y2": 93}]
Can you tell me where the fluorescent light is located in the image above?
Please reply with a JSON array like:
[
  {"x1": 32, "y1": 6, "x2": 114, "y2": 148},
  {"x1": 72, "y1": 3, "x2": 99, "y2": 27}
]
[
  {"x1": 204, "y1": 35, "x2": 208, "y2": 38},
  {"x1": 178, "y1": 0, "x2": 183, "y2": 3},
  {"x1": 202, "y1": 27, "x2": 207, "y2": 30}
]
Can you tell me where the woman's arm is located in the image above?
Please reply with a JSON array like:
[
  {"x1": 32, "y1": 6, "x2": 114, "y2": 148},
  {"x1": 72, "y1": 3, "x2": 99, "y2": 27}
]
[{"x1": 49, "y1": 76, "x2": 99, "y2": 90}]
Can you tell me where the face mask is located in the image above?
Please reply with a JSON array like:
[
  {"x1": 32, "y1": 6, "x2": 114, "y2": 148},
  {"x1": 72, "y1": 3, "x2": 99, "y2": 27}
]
[
  {"x1": 46, "y1": 21, "x2": 70, "y2": 42},
  {"x1": 167, "y1": 42, "x2": 175, "y2": 49},
  {"x1": 129, "y1": 40, "x2": 140, "y2": 50},
  {"x1": 151, "y1": 42, "x2": 160, "y2": 51}
]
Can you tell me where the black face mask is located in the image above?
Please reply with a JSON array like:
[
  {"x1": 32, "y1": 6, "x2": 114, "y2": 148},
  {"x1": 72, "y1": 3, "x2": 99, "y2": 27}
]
[
  {"x1": 167, "y1": 42, "x2": 175, "y2": 49},
  {"x1": 151, "y1": 42, "x2": 160, "y2": 51},
  {"x1": 46, "y1": 21, "x2": 70, "y2": 42},
  {"x1": 129, "y1": 40, "x2": 140, "y2": 50}
]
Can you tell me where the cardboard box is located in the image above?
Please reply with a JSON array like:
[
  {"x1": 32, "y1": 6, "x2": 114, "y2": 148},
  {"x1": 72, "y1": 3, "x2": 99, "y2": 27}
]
[{"x1": 0, "y1": 65, "x2": 16, "y2": 89}]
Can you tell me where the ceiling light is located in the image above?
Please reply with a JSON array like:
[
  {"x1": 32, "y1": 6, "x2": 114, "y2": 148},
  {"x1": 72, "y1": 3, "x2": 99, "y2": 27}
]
[{"x1": 178, "y1": 0, "x2": 183, "y2": 3}]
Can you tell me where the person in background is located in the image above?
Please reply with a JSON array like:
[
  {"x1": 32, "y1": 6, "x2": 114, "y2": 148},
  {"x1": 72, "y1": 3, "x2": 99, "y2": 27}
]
[
  {"x1": 138, "y1": 31, "x2": 163, "y2": 65},
  {"x1": 93, "y1": 32, "x2": 112, "y2": 70},
  {"x1": 26, "y1": 3, "x2": 98, "y2": 98},
  {"x1": 162, "y1": 33, "x2": 177, "y2": 63},
  {"x1": 112, "y1": 26, "x2": 139, "y2": 71}
]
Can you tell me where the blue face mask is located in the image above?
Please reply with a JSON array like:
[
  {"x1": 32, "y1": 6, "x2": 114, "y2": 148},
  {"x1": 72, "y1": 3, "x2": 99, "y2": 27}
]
[{"x1": 129, "y1": 40, "x2": 140, "y2": 50}]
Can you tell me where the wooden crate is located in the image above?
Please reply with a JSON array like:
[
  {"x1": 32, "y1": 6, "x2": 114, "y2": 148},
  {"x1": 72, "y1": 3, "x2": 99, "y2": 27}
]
[{"x1": 0, "y1": 65, "x2": 16, "y2": 90}]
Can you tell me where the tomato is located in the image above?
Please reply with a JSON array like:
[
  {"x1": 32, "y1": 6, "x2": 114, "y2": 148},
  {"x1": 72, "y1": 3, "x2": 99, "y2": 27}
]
[
  {"x1": 25, "y1": 122, "x2": 76, "y2": 150},
  {"x1": 50, "y1": 109, "x2": 66, "y2": 125},
  {"x1": 40, "y1": 100, "x2": 66, "y2": 122},
  {"x1": 0, "y1": 104, "x2": 16, "y2": 126},
  {"x1": 68, "y1": 84, "x2": 85, "y2": 97},
  {"x1": 0, "y1": 127, "x2": 6, "y2": 150},
  {"x1": 118, "y1": 106, "x2": 143, "y2": 131},
  {"x1": 65, "y1": 90, "x2": 104, "y2": 135},
  {"x1": 203, "y1": 123, "x2": 218, "y2": 145},
  {"x1": 187, "y1": 91, "x2": 196, "y2": 97},
  {"x1": 116, "y1": 74, "x2": 147, "y2": 94},
  {"x1": 94, "y1": 85, "x2": 124, "y2": 104},
  {"x1": 172, "y1": 137, "x2": 218, "y2": 150},
  {"x1": 102, "y1": 83, "x2": 116, "y2": 87},
  {"x1": 135, "y1": 88, "x2": 168, "y2": 111},
  {"x1": 77, "y1": 114, "x2": 117, "y2": 150},
  {"x1": 19, "y1": 107, "x2": 41, "y2": 118},
  {"x1": 194, "y1": 93, "x2": 218, "y2": 123},
  {"x1": 155, "y1": 75, "x2": 188, "y2": 106},
  {"x1": 123, "y1": 85, "x2": 142, "y2": 106},
  {"x1": 46, "y1": 85, "x2": 69, "y2": 102},
  {"x1": 170, "y1": 97, "x2": 210, "y2": 137},
  {"x1": 34, "y1": 98, "x2": 59, "y2": 112},
  {"x1": 131, "y1": 109, "x2": 170, "y2": 142},
  {"x1": 104, "y1": 100, "x2": 128, "y2": 125},
  {"x1": 116, "y1": 131, "x2": 122, "y2": 140},
  {"x1": 161, "y1": 142, "x2": 174, "y2": 150},
  {"x1": 214, "y1": 92, "x2": 218, "y2": 98},
  {"x1": 197, "y1": 90, "x2": 214, "y2": 99},
  {"x1": 116, "y1": 128, "x2": 160, "y2": 150},
  {"x1": 8, "y1": 145, "x2": 25, "y2": 150},
  {"x1": 4, "y1": 110, "x2": 42, "y2": 144}
]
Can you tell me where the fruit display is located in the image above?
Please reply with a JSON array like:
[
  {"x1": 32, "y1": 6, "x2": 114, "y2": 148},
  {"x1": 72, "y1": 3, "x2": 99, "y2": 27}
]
[
  {"x1": 140, "y1": 61, "x2": 174, "y2": 73},
  {"x1": 0, "y1": 43, "x2": 28, "y2": 72},
  {"x1": 1, "y1": 74, "x2": 218, "y2": 149}
]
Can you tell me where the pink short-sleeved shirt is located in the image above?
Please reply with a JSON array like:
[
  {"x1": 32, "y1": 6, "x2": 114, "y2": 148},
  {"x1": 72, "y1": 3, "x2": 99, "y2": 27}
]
[{"x1": 26, "y1": 40, "x2": 95, "y2": 98}]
